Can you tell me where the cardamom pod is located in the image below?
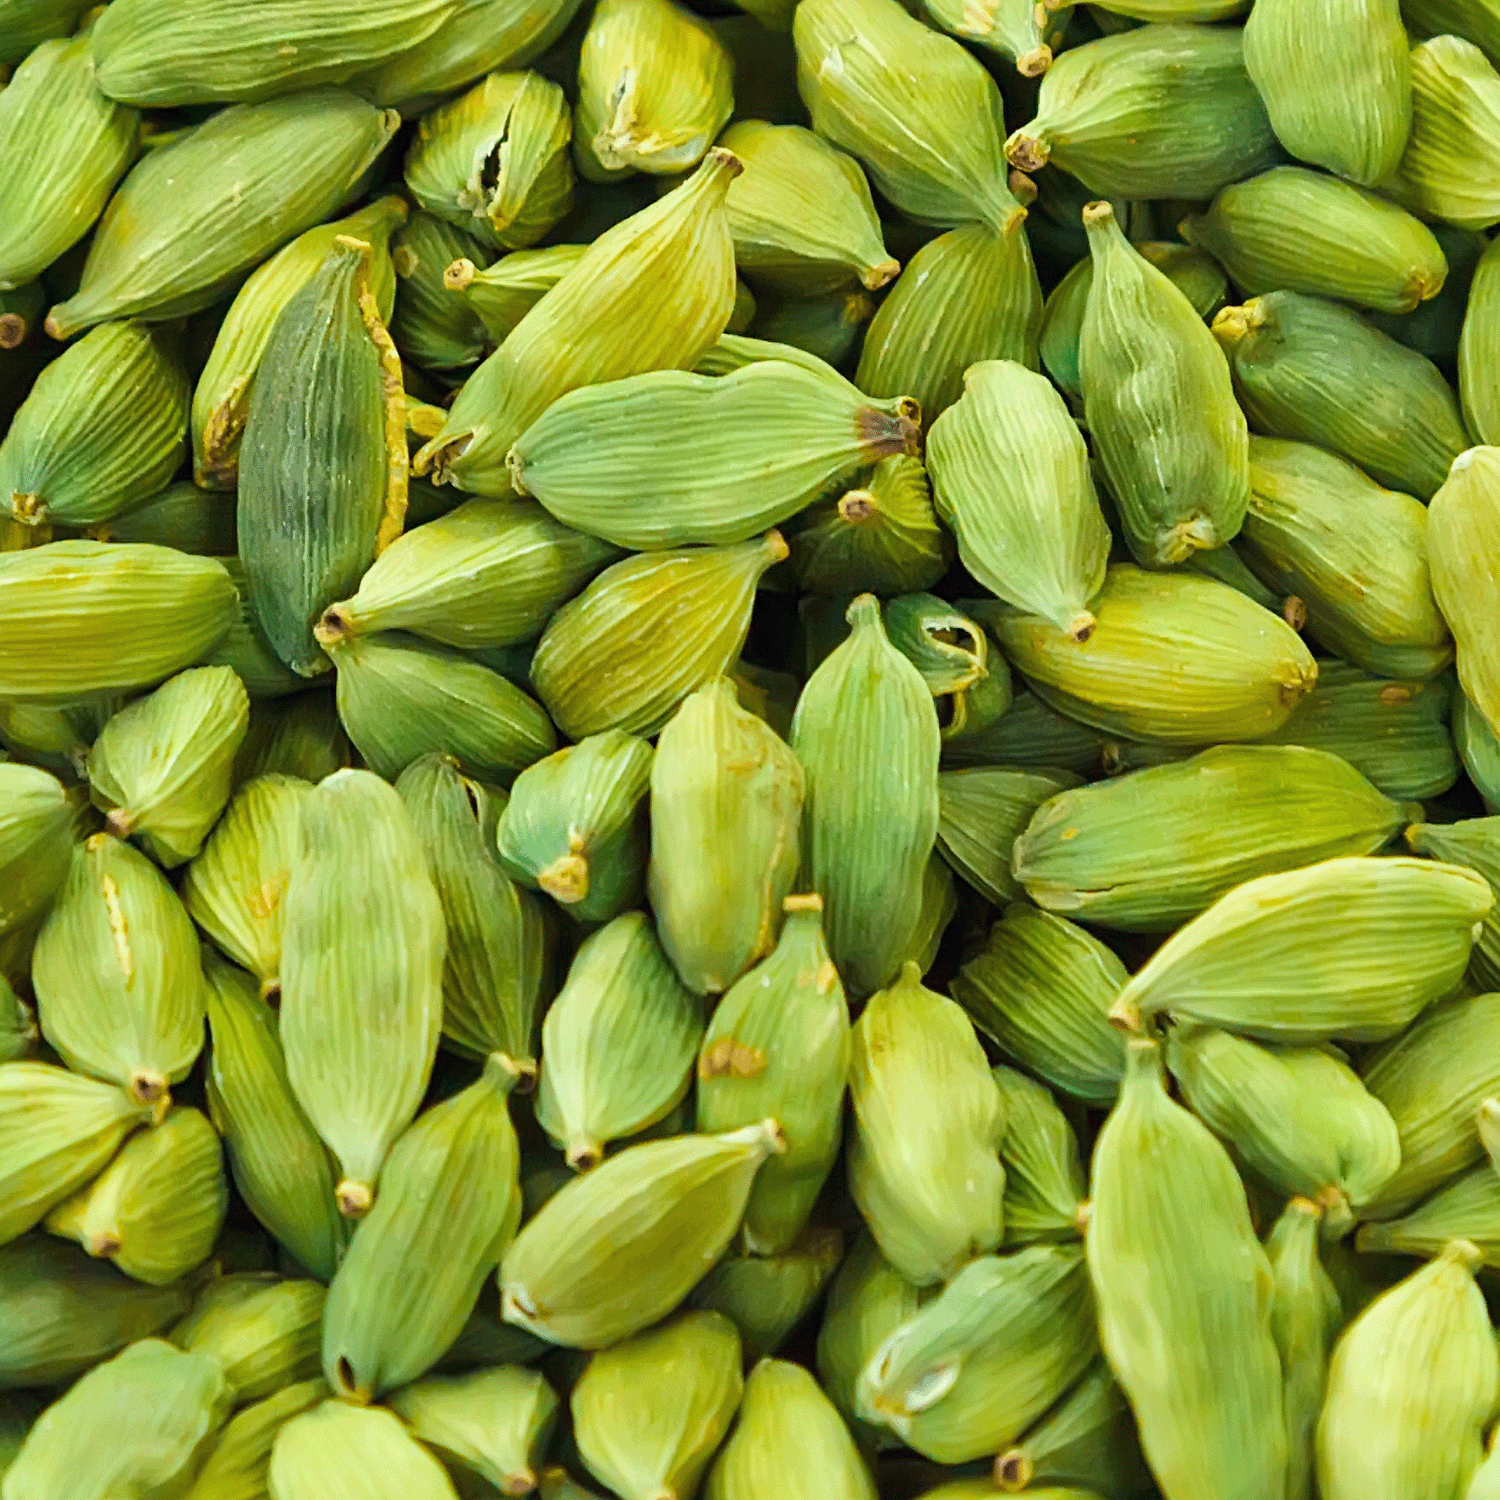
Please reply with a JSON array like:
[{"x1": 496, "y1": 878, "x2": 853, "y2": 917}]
[
  {"x1": 1409, "y1": 816, "x2": 1500, "y2": 988},
  {"x1": 936, "y1": 768, "x2": 1078, "y2": 909},
  {"x1": 992, "y1": 1067, "x2": 1088, "y2": 1248},
  {"x1": 232, "y1": 692, "x2": 351, "y2": 789},
  {"x1": 1430, "y1": 446, "x2": 1500, "y2": 738},
  {"x1": 171, "y1": 1273, "x2": 326, "y2": 1404},
  {"x1": 268, "y1": 1400, "x2": 461, "y2": 1500},
  {"x1": 90, "y1": 482, "x2": 237, "y2": 555},
  {"x1": 181, "y1": 1377, "x2": 326, "y2": 1500},
  {"x1": 391, "y1": 211, "x2": 492, "y2": 373},
  {"x1": 918, "y1": 0, "x2": 1067, "y2": 74},
  {"x1": 444, "y1": 243, "x2": 584, "y2": 347},
  {"x1": 1358, "y1": 1164, "x2": 1500, "y2": 1265},
  {"x1": 0, "y1": 762, "x2": 75, "y2": 939}
]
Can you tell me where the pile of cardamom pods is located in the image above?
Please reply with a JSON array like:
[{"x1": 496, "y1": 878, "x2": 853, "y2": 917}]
[{"x1": 5, "y1": 0, "x2": 1500, "y2": 1496}]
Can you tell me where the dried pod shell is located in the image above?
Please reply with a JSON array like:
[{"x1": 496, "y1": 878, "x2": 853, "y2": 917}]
[
  {"x1": 171, "y1": 1272, "x2": 326, "y2": 1405},
  {"x1": 33, "y1": 833, "x2": 205, "y2": 1106},
  {"x1": 279, "y1": 769, "x2": 445, "y2": 1216}
]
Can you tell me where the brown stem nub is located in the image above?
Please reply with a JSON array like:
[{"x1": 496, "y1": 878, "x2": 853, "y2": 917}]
[
  {"x1": 337, "y1": 1179, "x2": 374, "y2": 1219},
  {"x1": 861, "y1": 257, "x2": 901, "y2": 291},
  {"x1": 566, "y1": 1140, "x2": 603, "y2": 1173},
  {"x1": 444, "y1": 257, "x2": 478, "y2": 292},
  {"x1": 783, "y1": 892, "x2": 823, "y2": 914},
  {"x1": 1064, "y1": 611, "x2": 1096, "y2": 644},
  {"x1": 87, "y1": 1231, "x2": 122, "y2": 1260},
  {"x1": 129, "y1": 1070, "x2": 170, "y2": 1109},
  {"x1": 1017, "y1": 45, "x2": 1052, "y2": 77},
  {"x1": 1282, "y1": 595, "x2": 1308, "y2": 631},
  {"x1": 994, "y1": 1451, "x2": 1033, "y2": 1492},
  {"x1": 1107, "y1": 997, "x2": 1143, "y2": 1034},
  {"x1": 0, "y1": 314, "x2": 25, "y2": 349},
  {"x1": 105, "y1": 806, "x2": 136, "y2": 839},
  {"x1": 313, "y1": 606, "x2": 353, "y2": 649},
  {"x1": 1005, "y1": 131, "x2": 1050, "y2": 174},
  {"x1": 538, "y1": 852, "x2": 589, "y2": 905},
  {"x1": 837, "y1": 489, "x2": 878, "y2": 525}
]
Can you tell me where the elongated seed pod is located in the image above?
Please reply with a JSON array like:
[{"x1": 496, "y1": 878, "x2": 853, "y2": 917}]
[{"x1": 1429, "y1": 447, "x2": 1500, "y2": 739}]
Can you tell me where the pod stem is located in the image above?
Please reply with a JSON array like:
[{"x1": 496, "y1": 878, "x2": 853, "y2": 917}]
[
  {"x1": 994, "y1": 1451, "x2": 1033, "y2": 1491},
  {"x1": 337, "y1": 1179, "x2": 374, "y2": 1219}
]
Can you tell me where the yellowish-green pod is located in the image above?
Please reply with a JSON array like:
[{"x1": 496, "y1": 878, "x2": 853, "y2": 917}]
[
  {"x1": 1461, "y1": 236, "x2": 1500, "y2": 445},
  {"x1": 171, "y1": 1273, "x2": 326, "y2": 1405},
  {"x1": 1456, "y1": 690, "x2": 1500, "y2": 811},
  {"x1": 0, "y1": 321, "x2": 188, "y2": 531},
  {"x1": 1006, "y1": 23, "x2": 1277, "y2": 199},
  {"x1": 496, "y1": 730, "x2": 653, "y2": 925},
  {"x1": 0, "y1": 27, "x2": 138, "y2": 291},
  {"x1": 1238, "y1": 436, "x2": 1451, "y2": 679},
  {"x1": 935, "y1": 767, "x2": 1076, "y2": 908},
  {"x1": 405, "y1": 72, "x2": 573, "y2": 250},
  {"x1": 1359, "y1": 1163, "x2": 1500, "y2": 1264},
  {"x1": 1212, "y1": 291, "x2": 1470, "y2": 501},
  {"x1": 45, "y1": 92, "x2": 400, "y2": 340},
  {"x1": 1014, "y1": 743, "x2": 1407, "y2": 933},
  {"x1": 856, "y1": 1245, "x2": 1097, "y2": 1465},
  {"x1": 396, "y1": 754, "x2": 551, "y2": 1072},
  {"x1": 1080, "y1": 200, "x2": 1248, "y2": 566},
  {"x1": 1182, "y1": 167, "x2": 1445, "y2": 315},
  {"x1": 1430, "y1": 447, "x2": 1500, "y2": 739},
  {"x1": 0, "y1": 1063, "x2": 152, "y2": 1248},
  {"x1": 1090, "y1": 0, "x2": 1245, "y2": 12},
  {"x1": 919, "y1": 0, "x2": 1067, "y2": 75},
  {"x1": 1242, "y1": 0, "x2": 1411, "y2": 186},
  {"x1": 33, "y1": 833, "x2": 205, "y2": 1107},
  {"x1": 571, "y1": 1311, "x2": 743, "y2": 1500},
  {"x1": 1409, "y1": 817, "x2": 1500, "y2": 988},
  {"x1": 0, "y1": 762, "x2": 75, "y2": 939},
  {"x1": 0, "y1": 0, "x2": 92, "y2": 64},
  {"x1": 183, "y1": 776, "x2": 309, "y2": 999},
  {"x1": 721, "y1": 120, "x2": 897, "y2": 294},
  {"x1": 320, "y1": 629, "x2": 557, "y2": 784},
  {"x1": 951, "y1": 905, "x2": 1125, "y2": 1107},
  {"x1": 848, "y1": 962, "x2": 1004, "y2": 1286},
  {"x1": 2, "y1": 1339, "x2": 233, "y2": 1500},
  {"x1": 788, "y1": 455, "x2": 950, "y2": 597},
  {"x1": 855, "y1": 221, "x2": 1042, "y2": 426},
  {"x1": 279, "y1": 769, "x2": 445, "y2": 1218},
  {"x1": 87, "y1": 666, "x2": 249, "y2": 869},
  {"x1": 444, "y1": 243, "x2": 584, "y2": 347},
  {"x1": 995, "y1": 565, "x2": 1317, "y2": 746},
  {"x1": 203, "y1": 956, "x2": 347, "y2": 1283},
  {"x1": 575, "y1": 0, "x2": 732, "y2": 180},
  {"x1": 391, "y1": 1367, "x2": 557, "y2": 1496},
  {"x1": 1087, "y1": 1038, "x2": 1287, "y2": 1500},
  {"x1": 392, "y1": 211, "x2": 492, "y2": 373},
  {"x1": 192, "y1": 196, "x2": 406, "y2": 491},
  {"x1": 44, "y1": 1105, "x2": 227, "y2": 1286},
  {"x1": 793, "y1": 0, "x2": 1024, "y2": 234},
  {"x1": 1112, "y1": 855, "x2": 1491, "y2": 1042},
  {"x1": 1361, "y1": 992, "x2": 1500, "y2": 1218},
  {"x1": 500, "y1": 1120, "x2": 785, "y2": 1348},
  {"x1": 927, "y1": 359, "x2": 1107, "y2": 634},
  {"x1": 268, "y1": 1400, "x2": 460, "y2": 1500},
  {"x1": 532, "y1": 531, "x2": 786, "y2": 741},
  {"x1": 239, "y1": 235, "x2": 406, "y2": 679},
  {"x1": 991, "y1": 1067, "x2": 1087, "y2": 1248},
  {"x1": 1386, "y1": 35, "x2": 1500, "y2": 230},
  {"x1": 991, "y1": 1360, "x2": 1152, "y2": 1498},
  {"x1": 181, "y1": 1377, "x2": 326, "y2": 1500},
  {"x1": 706, "y1": 1357, "x2": 876, "y2": 1500},
  {"x1": 693, "y1": 329, "x2": 860, "y2": 390},
  {"x1": 0, "y1": 984, "x2": 34, "y2": 1064},
  {"x1": 1166, "y1": 1026, "x2": 1401, "y2": 1228},
  {"x1": 535, "y1": 911, "x2": 704, "y2": 1170},
  {"x1": 1266, "y1": 1199, "x2": 1342, "y2": 1500},
  {"x1": 1317, "y1": 1242, "x2": 1498, "y2": 1500},
  {"x1": 1039, "y1": 239, "x2": 1226, "y2": 403},
  {"x1": 318, "y1": 498, "x2": 618, "y2": 652},
  {"x1": 648, "y1": 678, "x2": 804, "y2": 995},
  {"x1": 509, "y1": 362, "x2": 919, "y2": 549},
  {"x1": 416, "y1": 149, "x2": 739, "y2": 494},
  {"x1": 1263, "y1": 660, "x2": 1458, "y2": 802},
  {"x1": 322, "y1": 1053, "x2": 522, "y2": 1401},
  {"x1": 689, "y1": 1227, "x2": 844, "y2": 1362},
  {"x1": 695, "y1": 894, "x2": 849, "y2": 1255}
]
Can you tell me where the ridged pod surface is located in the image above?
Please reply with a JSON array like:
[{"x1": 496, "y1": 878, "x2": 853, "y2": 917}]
[
  {"x1": 171, "y1": 1272, "x2": 326, "y2": 1405},
  {"x1": 1409, "y1": 816, "x2": 1500, "y2": 988},
  {"x1": 1429, "y1": 447, "x2": 1500, "y2": 738},
  {"x1": 268, "y1": 1400, "x2": 460, "y2": 1500},
  {"x1": 690, "y1": 1229, "x2": 844, "y2": 1362}
]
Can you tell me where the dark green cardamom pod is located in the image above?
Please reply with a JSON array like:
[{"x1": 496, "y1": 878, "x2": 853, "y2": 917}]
[
  {"x1": 496, "y1": 730, "x2": 653, "y2": 924},
  {"x1": 239, "y1": 235, "x2": 408, "y2": 678},
  {"x1": 322, "y1": 1053, "x2": 523, "y2": 1402},
  {"x1": 232, "y1": 692, "x2": 352, "y2": 789},
  {"x1": 397, "y1": 753, "x2": 552, "y2": 1074},
  {"x1": 88, "y1": 482, "x2": 237, "y2": 556}
]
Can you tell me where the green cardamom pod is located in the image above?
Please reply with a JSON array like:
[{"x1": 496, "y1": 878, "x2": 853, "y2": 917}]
[
  {"x1": 951, "y1": 905, "x2": 1126, "y2": 1107},
  {"x1": 44, "y1": 92, "x2": 400, "y2": 340},
  {"x1": 1408, "y1": 816, "x2": 1500, "y2": 988},
  {"x1": 193, "y1": 196, "x2": 406, "y2": 491},
  {"x1": 391, "y1": 211, "x2": 493, "y2": 374},
  {"x1": 1112, "y1": 855, "x2": 1492, "y2": 1041},
  {"x1": 1456, "y1": 690, "x2": 1500, "y2": 811},
  {"x1": 181, "y1": 1377, "x2": 326, "y2": 1500},
  {"x1": 232, "y1": 692, "x2": 351, "y2": 789},
  {"x1": 203, "y1": 956, "x2": 349, "y2": 1283},
  {"x1": 1014, "y1": 743, "x2": 1408, "y2": 932},
  {"x1": 1007, "y1": 22, "x2": 1277, "y2": 198},
  {"x1": 33, "y1": 832, "x2": 205, "y2": 1107},
  {"x1": 415, "y1": 147, "x2": 740, "y2": 494},
  {"x1": 444, "y1": 243, "x2": 583, "y2": 348},
  {"x1": 1461, "y1": 235, "x2": 1500, "y2": 444},
  {"x1": 499, "y1": 1120, "x2": 785, "y2": 1348},
  {"x1": 936, "y1": 767, "x2": 1078, "y2": 908},
  {"x1": 279, "y1": 769, "x2": 445, "y2": 1218},
  {"x1": 322, "y1": 1053, "x2": 523, "y2": 1401},
  {"x1": 793, "y1": 0, "x2": 1024, "y2": 235},
  {"x1": 268, "y1": 1399, "x2": 461, "y2": 1500},
  {"x1": 496, "y1": 730, "x2": 653, "y2": 924},
  {"x1": 89, "y1": 482, "x2": 237, "y2": 555},
  {"x1": 0, "y1": 321, "x2": 189, "y2": 531},
  {"x1": 649, "y1": 678, "x2": 804, "y2": 995},
  {"x1": 695, "y1": 894, "x2": 849, "y2": 1255},
  {"x1": 1212, "y1": 291, "x2": 1470, "y2": 501},
  {"x1": 918, "y1": 0, "x2": 1067, "y2": 75},
  {"x1": 531, "y1": 531, "x2": 787, "y2": 741},
  {"x1": 1430, "y1": 446, "x2": 1500, "y2": 738},
  {"x1": 171, "y1": 1273, "x2": 326, "y2": 1405},
  {"x1": 1358, "y1": 1163, "x2": 1500, "y2": 1264},
  {"x1": 1317, "y1": 1241, "x2": 1497, "y2": 1500},
  {"x1": 535, "y1": 910, "x2": 704, "y2": 1170},
  {"x1": 406, "y1": 71, "x2": 573, "y2": 250},
  {"x1": 509, "y1": 362, "x2": 919, "y2": 549},
  {"x1": 196, "y1": 557, "x2": 307, "y2": 702},
  {"x1": 239, "y1": 235, "x2": 407, "y2": 678},
  {"x1": 855, "y1": 221, "x2": 1042, "y2": 426},
  {"x1": 0, "y1": 762, "x2": 75, "y2": 939},
  {"x1": 1087, "y1": 1037, "x2": 1287, "y2": 1500},
  {"x1": 571, "y1": 1311, "x2": 743, "y2": 1500},
  {"x1": 992, "y1": 1066, "x2": 1088, "y2": 1248},
  {"x1": 0, "y1": 982, "x2": 35, "y2": 1064},
  {"x1": 0, "y1": 24, "x2": 138, "y2": 292}
]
